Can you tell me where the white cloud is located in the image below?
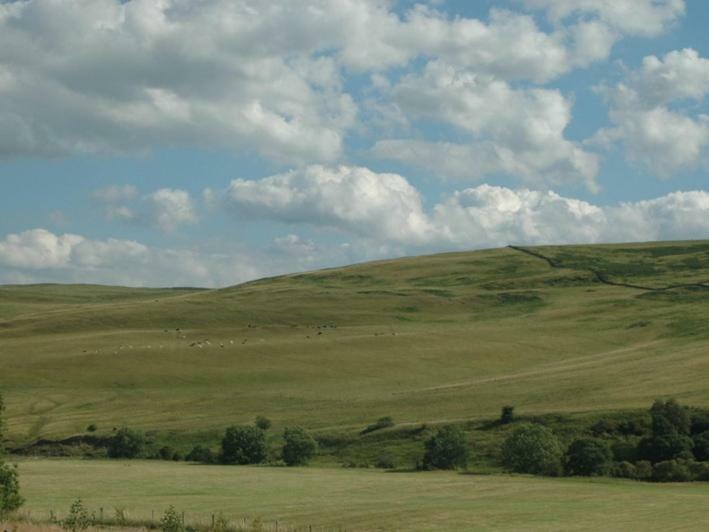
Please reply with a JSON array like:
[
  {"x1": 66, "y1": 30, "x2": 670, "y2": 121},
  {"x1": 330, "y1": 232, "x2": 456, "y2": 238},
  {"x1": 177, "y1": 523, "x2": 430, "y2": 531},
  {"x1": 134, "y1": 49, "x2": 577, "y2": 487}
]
[
  {"x1": 594, "y1": 48, "x2": 709, "y2": 177},
  {"x1": 373, "y1": 61, "x2": 599, "y2": 189},
  {"x1": 0, "y1": 0, "x2": 682, "y2": 165},
  {"x1": 0, "y1": 228, "x2": 260, "y2": 287},
  {"x1": 222, "y1": 165, "x2": 432, "y2": 244},
  {"x1": 145, "y1": 188, "x2": 198, "y2": 232},
  {"x1": 93, "y1": 186, "x2": 198, "y2": 232},
  {"x1": 523, "y1": 0, "x2": 685, "y2": 37}
]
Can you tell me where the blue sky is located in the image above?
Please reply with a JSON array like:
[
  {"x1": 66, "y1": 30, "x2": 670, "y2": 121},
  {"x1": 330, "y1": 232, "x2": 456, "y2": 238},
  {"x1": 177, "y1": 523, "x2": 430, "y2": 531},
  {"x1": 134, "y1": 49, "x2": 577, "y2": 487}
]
[{"x1": 0, "y1": 0, "x2": 708, "y2": 287}]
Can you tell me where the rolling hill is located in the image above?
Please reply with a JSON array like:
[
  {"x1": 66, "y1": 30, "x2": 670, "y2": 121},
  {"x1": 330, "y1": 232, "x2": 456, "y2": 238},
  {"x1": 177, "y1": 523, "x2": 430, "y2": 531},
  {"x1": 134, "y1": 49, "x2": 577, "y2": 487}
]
[{"x1": 1, "y1": 240, "x2": 709, "y2": 449}]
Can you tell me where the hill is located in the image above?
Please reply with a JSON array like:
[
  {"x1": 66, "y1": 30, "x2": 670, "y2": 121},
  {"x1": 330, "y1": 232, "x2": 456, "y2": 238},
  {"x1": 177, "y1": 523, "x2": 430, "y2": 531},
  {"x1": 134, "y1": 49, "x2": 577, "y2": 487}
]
[{"x1": 1, "y1": 241, "x2": 709, "y2": 448}]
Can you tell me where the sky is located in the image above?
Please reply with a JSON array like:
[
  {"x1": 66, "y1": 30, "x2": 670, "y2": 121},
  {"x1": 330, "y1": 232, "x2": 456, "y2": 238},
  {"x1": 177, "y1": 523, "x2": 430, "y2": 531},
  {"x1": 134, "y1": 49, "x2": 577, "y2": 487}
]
[{"x1": 0, "y1": 0, "x2": 708, "y2": 287}]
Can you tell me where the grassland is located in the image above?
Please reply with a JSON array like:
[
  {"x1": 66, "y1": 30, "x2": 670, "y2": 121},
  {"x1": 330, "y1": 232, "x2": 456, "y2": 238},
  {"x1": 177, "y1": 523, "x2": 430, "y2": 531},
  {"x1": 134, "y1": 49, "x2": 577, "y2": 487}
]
[
  {"x1": 2, "y1": 241, "x2": 709, "y2": 448},
  {"x1": 11, "y1": 458, "x2": 709, "y2": 531}
]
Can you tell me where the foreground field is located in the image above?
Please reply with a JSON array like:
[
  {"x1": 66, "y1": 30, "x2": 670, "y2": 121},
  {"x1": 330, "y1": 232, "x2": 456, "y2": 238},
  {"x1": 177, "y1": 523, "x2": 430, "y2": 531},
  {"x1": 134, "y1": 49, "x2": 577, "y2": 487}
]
[
  {"x1": 15, "y1": 459, "x2": 709, "y2": 531},
  {"x1": 2, "y1": 241, "x2": 709, "y2": 449}
]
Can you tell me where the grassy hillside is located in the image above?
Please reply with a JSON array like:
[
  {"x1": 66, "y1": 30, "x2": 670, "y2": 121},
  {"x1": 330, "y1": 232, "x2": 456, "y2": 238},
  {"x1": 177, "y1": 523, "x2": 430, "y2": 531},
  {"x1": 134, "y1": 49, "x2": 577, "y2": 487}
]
[
  {"x1": 1, "y1": 241, "x2": 709, "y2": 447},
  {"x1": 15, "y1": 459, "x2": 709, "y2": 531}
]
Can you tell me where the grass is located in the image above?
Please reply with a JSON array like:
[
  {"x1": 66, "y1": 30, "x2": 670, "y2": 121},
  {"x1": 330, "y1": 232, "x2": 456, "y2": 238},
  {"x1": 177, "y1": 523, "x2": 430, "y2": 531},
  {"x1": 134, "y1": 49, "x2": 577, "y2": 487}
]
[
  {"x1": 11, "y1": 458, "x2": 709, "y2": 531},
  {"x1": 1, "y1": 242, "x2": 709, "y2": 449}
]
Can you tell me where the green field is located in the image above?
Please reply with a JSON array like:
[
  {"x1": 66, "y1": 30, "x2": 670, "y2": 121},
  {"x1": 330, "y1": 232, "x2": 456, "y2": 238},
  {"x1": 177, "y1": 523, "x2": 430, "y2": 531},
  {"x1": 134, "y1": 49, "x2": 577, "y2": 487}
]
[
  {"x1": 2, "y1": 241, "x2": 708, "y2": 445},
  {"x1": 15, "y1": 458, "x2": 709, "y2": 531},
  {"x1": 2, "y1": 241, "x2": 709, "y2": 529}
]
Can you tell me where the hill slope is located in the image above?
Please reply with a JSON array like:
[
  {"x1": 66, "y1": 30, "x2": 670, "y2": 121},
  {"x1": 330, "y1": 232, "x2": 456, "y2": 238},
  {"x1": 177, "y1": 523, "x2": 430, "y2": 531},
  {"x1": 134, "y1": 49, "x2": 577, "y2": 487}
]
[{"x1": 1, "y1": 241, "x2": 709, "y2": 446}]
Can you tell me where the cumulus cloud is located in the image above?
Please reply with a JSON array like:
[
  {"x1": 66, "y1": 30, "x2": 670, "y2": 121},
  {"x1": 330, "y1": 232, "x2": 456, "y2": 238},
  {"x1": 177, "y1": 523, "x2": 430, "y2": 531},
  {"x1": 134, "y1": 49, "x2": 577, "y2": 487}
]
[
  {"x1": 216, "y1": 165, "x2": 709, "y2": 251},
  {"x1": 0, "y1": 0, "x2": 682, "y2": 168},
  {"x1": 594, "y1": 48, "x2": 709, "y2": 177},
  {"x1": 373, "y1": 61, "x2": 599, "y2": 189},
  {"x1": 93, "y1": 186, "x2": 198, "y2": 232},
  {"x1": 0, "y1": 228, "x2": 260, "y2": 287},
  {"x1": 222, "y1": 165, "x2": 432, "y2": 244}
]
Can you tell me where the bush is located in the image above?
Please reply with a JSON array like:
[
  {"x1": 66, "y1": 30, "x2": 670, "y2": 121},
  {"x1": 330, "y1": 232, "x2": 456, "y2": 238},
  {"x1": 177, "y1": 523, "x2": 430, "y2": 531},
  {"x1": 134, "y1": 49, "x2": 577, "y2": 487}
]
[
  {"x1": 500, "y1": 406, "x2": 515, "y2": 424},
  {"x1": 611, "y1": 440, "x2": 638, "y2": 463},
  {"x1": 611, "y1": 461, "x2": 637, "y2": 479},
  {"x1": 0, "y1": 463, "x2": 24, "y2": 517},
  {"x1": 186, "y1": 445, "x2": 214, "y2": 464},
  {"x1": 374, "y1": 451, "x2": 396, "y2": 469},
  {"x1": 692, "y1": 430, "x2": 709, "y2": 461},
  {"x1": 634, "y1": 460, "x2": 653, "y2": 480},
  {"x1": 652, "y1": 460, "x2": 692, "y2": 482},
  {"x1": 282, "y1": 427, "x2": 318, "y2": 466},
  {"x1": 159, "y1": 505, "x2": 184, "y2": 532},
  {"x1": 650, "y1": 398, "x2": 690, "y2": 436},
  {"x1": 158, "y1": 446, "x2": 176, "y2": 461},
  {"x1": 86, "y1": 424, "x2": 97, "y2": 433},
  {"x1": 422, "y1": 425, "x2": 470, "y2": 470},
  {"x1": 637, "y1": 433, "x2": 694, "y2": 463},
  {"x1": 255, "y1": 416, "x2": 272, "y2": 431},
  {"x1": 689, "y1": 461, "x2": 709, "y2": 481},
  {"x1": 501, "y1": 424, "x2": 563, "y2": 476},
  {"x1": 565, "y1": 438, "x2": 613, "y2": 476},
  {"x1": 107, "y1": 428, "x2": 145, "y2": 459},
  {"x1": 62, "y1": 499, "x2": 91, "y2": 531},
  {"x1": 220, "y1": 426, "x2": 267, "y2": 465},
  {"x1": 361, "y1": 416, "x2": 395, "y2": 435}
]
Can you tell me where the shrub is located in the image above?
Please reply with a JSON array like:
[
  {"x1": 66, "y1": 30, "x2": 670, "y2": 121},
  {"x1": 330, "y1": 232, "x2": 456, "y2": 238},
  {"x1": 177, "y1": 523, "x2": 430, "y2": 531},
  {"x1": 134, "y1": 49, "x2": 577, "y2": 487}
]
[
  {"x1": 690, "y1": 411, "x2": 709, "y2": 435},
  {"x1": 650, "y1": 398, "x2": 690, "y2": 436},
  {"x1": 652, "y1": 460, "x2": 692, "y2": 482},
  {"x1": 611, "y1": 461, "x2": 637, "y2": 479},
  {"x1": 501, "y1": 424, "x2": 563, "y2": 476},
  {"x1": 374, "y1": 451, "x2": 396, "y2": 469},
  {"x1": 0, "y1": 463, "x2": 24, "y2": 517},
  {"x1": 422, "y1": 425, "x2": 470, "y2": 470},
  {"x1": 637, "y1": 433, "x2": 693, "y2": 463},
  {"x1": 158, "y1": 446, "x2": 176, "y2": 461},
  {"x1": 220, "y1": 426, "x2": 267, "y2": 465},
  {"x1": 186, "y1": 445, "x2": 214, "y2": 464},
  {"x1": 62, "y1": 499, "x2": 91, "y2": 531},
  {"x1": 611, "y1": 440, "x2": 638, "y2": 463},
  {"x1": 86, "y1": 424, "x2": 97, "y2": 433},
  {"x1": 634, "y1": 460, "x2": 653, "y2": 480},
  {"x1": 565, "y1": 438, "x2": 613, "y2": 476},
  {"x1": 500, "y1": 406, "x2": 515, "y2": 424},
  {"x1": 107, "y1": 428, "x2": 145, "y2": 459},
  {"x1": 689, "y1": 461, "x2": 709, "y2": 481},
  {"x1": 255, "y1": 416, "x2": 272, "y2": 431},
  {"x1": 159, "y1": 505, "x2": 184, "y2": 532},
  {"x1": 361, "y1": 416, "x2": 395, "y2": 435},
  {"x1": 692, "y1": 430, "x2": 709, "y2": 461},
  {"x1": 282, "y1": 427, "x2": 318, "y2": 466}
]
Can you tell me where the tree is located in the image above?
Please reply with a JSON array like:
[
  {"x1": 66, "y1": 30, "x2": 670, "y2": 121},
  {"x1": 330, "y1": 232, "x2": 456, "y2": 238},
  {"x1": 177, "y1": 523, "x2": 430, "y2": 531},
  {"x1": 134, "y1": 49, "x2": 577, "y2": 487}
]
[
  {"x1": 220, "y1": 426, "x2": 267, "y2": 465},
  {"x1": 565, "y1": 438, "x2": 612, "y2": 476},
  {"x1": 282, "y1": 427, "x2": 318, "y2": 466},
  {"x1": 693, "y1": 431, "x2": 709, "y2": 461},
  {"x1": 255, "y1": 416, "x2": 272, "y2": 431},
  {"x1": 501, "y1": 424, "x2": 563, "y2": 476},
  {"x1": 637, "y1": 433, "x2": 693, "y2": 463},
  {"x1": 0, "y1": 393, "x2": 24, "y2": 517},
  {"x1": 186, "y1": 445, "x2": 214, "y2": 464},
  {"x1": 500, "y1": 406, "x2": 515, "y2": 424},
  {"x1": 650, "y1": 399, "x2": 690, "y2": 436},
  {"x1": 422, "y1": 425, "x2": 470, "y2": 470},
  {"x1": 107, "y1": 428, "x2": 145, "y2": 459}
]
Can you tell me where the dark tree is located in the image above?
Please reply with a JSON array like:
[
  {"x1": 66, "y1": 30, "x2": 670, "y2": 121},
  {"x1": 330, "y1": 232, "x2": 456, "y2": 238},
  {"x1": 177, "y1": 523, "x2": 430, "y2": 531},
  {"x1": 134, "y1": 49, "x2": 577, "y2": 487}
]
[
  {"x1": 501, "y1": 424, "x2": 563, "y2": 476},
  {"x1": 0, "y1": 393, "x2": 24, "y2": 516},
  {"x1": 650, "y1": 399, "x2": 690, "y2": 436},
  {"x1": 107, "y1": 428, "x2": 145, "y2": 459},
  {"x1": 220, "y1": 426, "x2": 267, "y2": 465},
  {"x1": 282, "y1": 427, "x2": 318, "y2": 466},
  {"x1": 500, "y1": 406, "x2": 515, "y2": 425},
  {"x1": 565, "y1": 438, "x2": 613, "y2": 476},
  {"x1": 255, "y1": 416, "x2": 272, "y2": 431},
  {"x1": 692, "y1": 431, "x2": 709, "y2": 461},
  {"x1": 637, "y1": 433, "x2": 693, "y2": 463},
  {"x1": 422, "y1": 426, "x2": 470, "y2": 470},
  {"x1": 186, "y1": 445, "x2": 215, "y2": 464}
]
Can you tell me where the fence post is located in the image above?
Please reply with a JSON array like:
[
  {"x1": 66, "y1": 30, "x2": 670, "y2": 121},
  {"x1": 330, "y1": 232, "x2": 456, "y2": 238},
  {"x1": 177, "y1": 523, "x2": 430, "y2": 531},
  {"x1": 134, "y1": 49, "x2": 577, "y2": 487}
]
[
  {"x1": 100, "y1": 507, "x2": 104, "y2": 521},
  {"x1": 212, "y1": 513, "x2": 215, "y2": 529}
]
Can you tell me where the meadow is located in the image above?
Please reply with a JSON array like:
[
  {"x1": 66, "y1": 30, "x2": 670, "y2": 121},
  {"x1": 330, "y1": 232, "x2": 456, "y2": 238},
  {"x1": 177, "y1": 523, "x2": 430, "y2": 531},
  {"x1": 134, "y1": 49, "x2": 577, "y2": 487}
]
[
  {"x1": 2, "y1": 241, "x2": 709, "y2": 530},
  {"x1": 14, "y1": 458, "x2": 709, "y2": 531}
]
